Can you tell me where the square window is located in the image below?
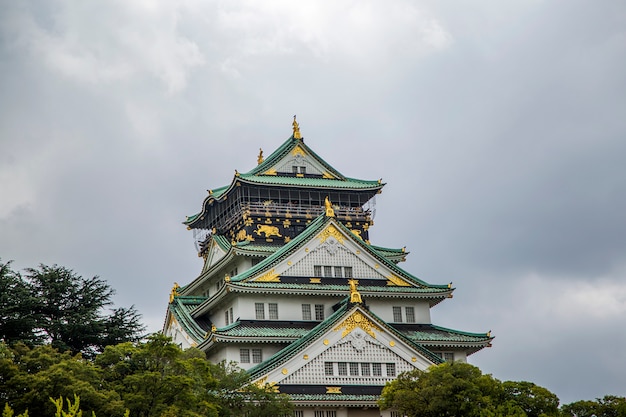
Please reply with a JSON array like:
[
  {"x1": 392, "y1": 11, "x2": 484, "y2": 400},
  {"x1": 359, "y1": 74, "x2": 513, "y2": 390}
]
[
  {"x1": 372, "y1": 363, "x2": 382, "y2": 376},
  {"x1": 300, "y1": 166, "x2": 306, "y2": 175},
  {"x1": 386, "y1": 363, "x2": 396, "y2": 377},
  {"x1": 240, "y1": 349, "x2": 250, "y2": 363},
  {"x1": 393, "y1": 306, "x2": 402, "y2": 322},
  {"x1": 302, "y1": 304, "x2": 311, "y2": 320},
  {"x1": 444, "y1": 352, "x2": 454, "y2": 362},
  {"x1": 314, "y1": 265, "x2": 322, "y2": 276},
  {"x1": 337, "y1": 362, "x2": 347, "y2": 376},
  {"x1": 344, "y1": 267, "x2": 353, "y2": 278},
  {"x1": 334, "y1": 266, "x2": 342, "y2": 277},
  {"x1": 323, "y1": 266, "x2": 332, "y2": 277},
  {"x1": 315, "y1": 304, "x2": 325, "y2": 320},
  {"x1": 252, "y1": 348, "x2": 263, "y2": 363},
  {"x1": 405, "y1": 307, "x2": 415, "y2": 323},
  {"x1": 255, "y1": 303, "x2": 265, "y2": 320},
  {"x1": 349, "y1": 362, "x2": 359, "y2": 376},
  {"x1": 324, "y1": 362, "x2": 334, "y2": 376},
  {"x1": 361, "y1": 363, "x2": 370, "y2": 376},
  {"x1": 269, "y1": 303, "x2": 278, "y2": 320},
  {"x1": 292, "y1": 166, "x2": 298, "y2": 174}
]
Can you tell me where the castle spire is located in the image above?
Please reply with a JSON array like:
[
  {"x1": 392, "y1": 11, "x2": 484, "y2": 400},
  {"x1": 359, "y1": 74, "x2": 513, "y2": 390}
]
[{"x1": 292, "y1": 115, "x2": 302, "y2": 139}]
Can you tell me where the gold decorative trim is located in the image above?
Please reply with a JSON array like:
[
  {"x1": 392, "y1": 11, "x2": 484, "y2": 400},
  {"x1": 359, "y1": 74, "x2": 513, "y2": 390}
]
[
  {"x1": 350, "y1": 229, "x2": 362, "y2": 239},
  {"x1": 386, "y1": 274, "x2": 411, "y2": 287},
  {"x1": 310, "y1": 278, "x2": 321, "y2": 283},
  {"x1": 326, "y1": 387, "x2": 342, "y2": 394},
  {"x1": 281, "y1": 368, "x2": 288, "y2": 375},
  {"x1": 264, "y1": 168, "x2": 277, "y2": 176},
  {"x1": 257, "y1": 148, "x2": 264, "y2": 165},
  {"x1": 324, "y1": 196, "x2": 335, "y2": 217},
  {"x1": 169, "y1": 282, "x2": 180, "y2": 303},
  {"x1": 349, "y1": 279, "x2": 362, "y2": 304},
  {"x1": 322, "y1": 171, "x2": 335, "y2": 179},
  {"x1": 256, "y1": 269, "x2": 280, "y2": 282},
  {"x1": 323, "y1": 339, "x2": 329, "y2": 345},
  {"x1": 334, "y1": 311, "x2": 381, "y2": 338},
  {"x1": 412, "y1": 357, "x2": 417, "y2": 362},
  {"x1": 303, "y1": 354, "x2": 309, "y2": 360},
  {"x1": 317, "y1": 225, "x2": 344, "y2": 244},
  {"x1": 292, "y1": 146, "x2": 306, "y2": 157},
  {"x1": 389, "y1": 341, "x2": 396, "y2": 347}
]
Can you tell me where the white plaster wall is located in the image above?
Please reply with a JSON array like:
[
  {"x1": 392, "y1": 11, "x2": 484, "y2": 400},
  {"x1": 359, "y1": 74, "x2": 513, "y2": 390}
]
[{"x1": 367, "y1": 299, "x2": 431, "y2": 324}]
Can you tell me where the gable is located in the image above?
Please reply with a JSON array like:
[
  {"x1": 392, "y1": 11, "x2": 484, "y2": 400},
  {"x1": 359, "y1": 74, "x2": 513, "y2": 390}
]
[
  {"x1": 261, "y1": 144, "x2": 338, "y2": 179},
  {"x1": 246, "y1": 221, "x2": 413, "y2": 286},
  {"x1": 251, "y1": 307, "x2": 436, "y2": 386},
  {"x1": 203, "y1": 238, "x2": 228, "y2": 272}
]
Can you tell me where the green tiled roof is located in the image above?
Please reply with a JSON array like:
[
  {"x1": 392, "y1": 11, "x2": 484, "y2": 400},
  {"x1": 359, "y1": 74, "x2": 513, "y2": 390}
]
[
  {"x1": 398, "y1": 324, "x2": 492, "y2": 343},
  {"x1": 168, "y1": 296, "x2": 209, "y2": 342},
  {"x1": 214, "y1": 321, "x2": 310, "y2": 339},
  {"x1": 230, "y1": 282, "x2": 449, "y2": 294},
  {"x1": 287, "y1": 393, "x2": 380, "y2": 403},
  {"x1": 237, "y1": 173, "x2": 381, "y2": 189}
]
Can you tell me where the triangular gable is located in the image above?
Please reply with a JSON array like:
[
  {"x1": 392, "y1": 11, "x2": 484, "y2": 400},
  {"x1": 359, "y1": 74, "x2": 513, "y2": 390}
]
[
  {"x1": 202, "y1": 235, "x2": 229, "y2": 273},
  {"x1": 249, "y1": 304, "x2": 441, "y2": 387},
  {"x1": 242, "y1": 216, "x2": 436, "y2": 288},
  {"x1": 247, "y1": 136, "x2": 345, "y2": 180}
]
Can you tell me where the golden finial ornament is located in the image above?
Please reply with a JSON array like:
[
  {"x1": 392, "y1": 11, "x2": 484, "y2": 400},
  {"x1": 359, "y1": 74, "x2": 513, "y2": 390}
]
[
  {"x1": 257, "y1": 148, "x2": 264, "y2": 165},
  {"x1": 292, "y1": 115, "x2": 302, "y2": 139},
  {"x1": 324, "y1": 196, "x2": 335, "y2": 217},
  {"x1": 211, "y1": 324, "x2": 217, "y2": 333},
  {"x1": 169, "y1": 282, "x2": 180, "y2": 303},
  {"x1": 348, "y1": 279, "x2": 362, "y2": 304}
]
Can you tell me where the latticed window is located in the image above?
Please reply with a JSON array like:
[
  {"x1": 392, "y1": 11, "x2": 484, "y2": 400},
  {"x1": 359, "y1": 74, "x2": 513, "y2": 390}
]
[
  {"x1": 372, "y1": 363, "x2": 382, "y2": 376},
  {"x1": 225, "y1": 311, "x2": 230, "y2": 325},
  {"x1": 344, "y1": 267, "x2": 353, "y2": 278},
  {"x1": 361, "y1": 363, "x2": 371, "y2": 376},
  {"x1": 314, "y1": 265, "x2": 322, "y2": 276},
  {"x1": 405, "y1": 306, "x2": 415, "y2": 323},
  {"x1": 315, "y1": 304, "x2": 325, "y2": 320},
  {"x1": 393, "y1": 306, "x2": 402, "y2": 322},
  {"x1": 324, "y1": 362, "x2": 334, "y2": 376},
  {"x1": 337, "y1": 362, "x2": 347, "y2": 376},
  {"x1": 349, "y1": 362, "x2": 359, "y2": 376},
  {"x1": 386, "y1": 363, "x2": 396, "y2": 377},
  {"x1": 302, "y1": 304, "x2": 312, "y2": 320},
  {"x1": 240, "y1": 349, "x2": 250, "y2": 363},
  {"x1": 444, "y1": 352, "x2": 454, "y2": 362},
  {"x1": 334, "y1": 266, "x2": 342, "y2": 277},
  {"x1": 293, "y1": 412, "x2": 304, "y2": 417},
  {"x1": 325, "y1": 412, "x2": 337, "y2": 417},
  {"x1": 252, "y1": 348, "x2": 263, "y2": 363},
  {"x1": 255, "y1": 303, "x2": 265, "y2": 320},
  {"x1": 269, "y1": 303, "x2": 278, "y2": 320},
  {"x1": 323, "y1": 266, "x2": 332, "y2": 277}
]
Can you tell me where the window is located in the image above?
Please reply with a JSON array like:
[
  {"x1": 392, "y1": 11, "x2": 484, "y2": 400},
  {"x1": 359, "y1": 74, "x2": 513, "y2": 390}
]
[
  {"x1": 300, "y1": 166, "x2": 306, "y2": 175},
  {"x1": 252, "y1": 348, "x2": 263, "y2": 363},
  {"x1": 315, "y1": 304, "x2": 325, "y2": 320},
  {"x1": 325, "y1": 412, "x2": 336, "y2": 417},
  {"x1": 405, "y1": 306, "x2": 415, "y2": 323},
  {"x1": 302, "y1": 304, "x2": 312, "y2": 320},
  {"x1": 323, "y1": 266, "x2": 332, "y2": 277},
  {"x1": 386, "y1": 363, "x2": 396, "y2": 377},
  {"x1": 444, "y1": 352, "x2": 454, "y2": 362},
  {"x1": 293, "y1": 412, "x2": 304, "y2": 417},
  {"x1": 255, "y1": 303, "x2": 265, "y2": 319},
  {"x1": 337, "y1": 362, "x2": 347, "y2": 376},
  {"x1": 349, "y1": 362, "x2": 359, "y2": 376},
  {"x1": 344, "y1": 267, "x2": 353, "y2": 278},
  {"x1": 393, "y1": 306, "x2": 402, "y2": 322},
  {"x1": 292, "y1": 166, "x2": 298, "y2": 174},
  {"x1": 269, "y1": 303, "x2": 278, "y2": 320},
  {"x1": 314, "y1": 265, "x2": 322, "y2": 276},
  {"x1": 324, "y1": 362, "x2": 334, "y2": 376},
  {"x1": 225, "y1": 310, "x2": 230, "y2": 325},
  {"x1": 372, "y1": 363, "x2": 382, "y2": 376},
  {"x1": 334, "y1": 266, "x2": 342, "y2": 277},
  {"x1": 240, "y1": 349, "x2": 250, "y2": 363},
  {"x1": 229, "y1": 308, "x2": 233, "y2": 324},
  {"x1": 361, "y1": 363, "x2": 371, "y2": 376}
]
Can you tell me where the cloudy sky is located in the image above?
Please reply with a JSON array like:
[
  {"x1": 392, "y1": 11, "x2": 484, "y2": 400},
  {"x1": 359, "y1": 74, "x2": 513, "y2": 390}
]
[{"x1": 1, "y1": 0, "x2": 625, "y2": 404}]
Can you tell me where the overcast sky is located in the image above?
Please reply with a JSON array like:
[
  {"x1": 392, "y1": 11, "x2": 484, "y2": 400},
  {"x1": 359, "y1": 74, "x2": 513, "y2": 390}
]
[{"x1": 1, "y1": 0, "x2": 625, "y2": 405}]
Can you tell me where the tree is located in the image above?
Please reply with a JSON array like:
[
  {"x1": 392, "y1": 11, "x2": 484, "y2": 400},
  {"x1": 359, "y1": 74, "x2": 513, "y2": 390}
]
[
  {"x1": 0, "y1": 260, "x2": 40, "y2": 346},
  {"x1": 12, "y1": 263, "x2": 145, "y2": 358},
  {"x1": 379, "y1": 362, "x2": 560, "y2": 417},
  {"x1": 562, "y1": 395, "x2": 626, "y2": 417}
]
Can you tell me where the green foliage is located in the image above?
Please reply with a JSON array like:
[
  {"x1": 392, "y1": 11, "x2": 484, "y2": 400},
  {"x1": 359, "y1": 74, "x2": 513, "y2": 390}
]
[
  {"x1": 379, "y1": 362, "x2": 560, "y2": 417},
  {"x1": 561, "y1": 395, "x2": 626, "y2": 417},
  {"x1": 0, "y1": 260, "x2": 145, "y2": 358}
]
